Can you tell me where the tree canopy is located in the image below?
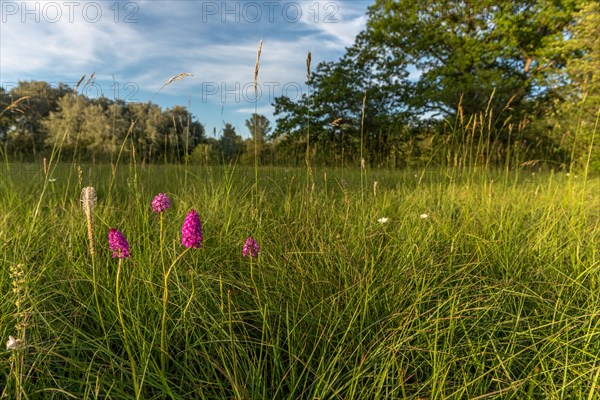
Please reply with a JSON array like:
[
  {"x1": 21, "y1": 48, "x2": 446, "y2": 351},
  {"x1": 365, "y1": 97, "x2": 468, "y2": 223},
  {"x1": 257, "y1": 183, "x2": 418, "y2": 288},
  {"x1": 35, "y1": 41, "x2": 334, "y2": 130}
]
[{"x1": 273, "y1": 0, "x2": 599, "y2": 169}]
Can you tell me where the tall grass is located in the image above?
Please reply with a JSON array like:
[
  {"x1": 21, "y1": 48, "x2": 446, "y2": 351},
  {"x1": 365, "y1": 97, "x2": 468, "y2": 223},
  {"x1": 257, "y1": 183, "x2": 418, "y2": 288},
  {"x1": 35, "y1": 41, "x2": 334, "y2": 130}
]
[
  {"x1": 1, "y1": 57, "x2": 599, "y2": 398},
  {"x1": 1, "y1": 161, "x2": 598, "y2": 399}
]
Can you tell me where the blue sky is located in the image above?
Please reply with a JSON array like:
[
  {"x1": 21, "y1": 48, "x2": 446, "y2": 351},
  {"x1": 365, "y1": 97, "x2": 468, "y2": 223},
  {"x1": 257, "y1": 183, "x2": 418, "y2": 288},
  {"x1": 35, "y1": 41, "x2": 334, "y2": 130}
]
[{"x1": 1, "y1": 0, "x2": 373, "y2": 138}]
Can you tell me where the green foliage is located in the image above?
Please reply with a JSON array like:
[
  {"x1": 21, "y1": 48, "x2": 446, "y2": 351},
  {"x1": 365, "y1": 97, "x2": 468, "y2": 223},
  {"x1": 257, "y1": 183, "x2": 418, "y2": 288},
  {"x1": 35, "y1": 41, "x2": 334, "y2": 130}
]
[
  {"x1": 0, "y1": 81, "x2": 71, "y2": 159},
  {"x1": 546, "y1": 1, "x2": 600, "y2": 170},
  {"x1": 215, "y1": 123, "x2": 243, "y2": 164},
  {"x1": 273, "y1": 55, "x2": 408, "y2": 166},
  {"x1": 363, "y1": 0, "x2": 582, "y2": 116},
  {"x1": 273, "y1": 0, "x2": 598, "y2": 168},
  {"x1": 241, "y1": 113, "x2": 272, "y2": 165},
  {"x1": 246, "y1": 112, "x2": 271, "y2": 143},
  {"x1": 1, "y1": 81, "x2": 205, "y2": 162}
]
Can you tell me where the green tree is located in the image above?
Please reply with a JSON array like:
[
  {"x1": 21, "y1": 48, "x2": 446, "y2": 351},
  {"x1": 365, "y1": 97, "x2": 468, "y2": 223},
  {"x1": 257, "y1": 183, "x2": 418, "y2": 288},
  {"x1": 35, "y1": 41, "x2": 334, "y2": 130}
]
[
  {"x1": 44, "y1": 94, "x2": 116, "y2": 160},
  {"x1": 0, "y1": 87, "x2": 10, "y2": 154},
  {"x1": 43, "y1": 94, "x2": 205, "y2": 162},
  {"x1": 2, "y1": 81, "x2": 71, "y2": 158},
  {"x1": 242, "y1": 113, "x2": 272, "y2": 164},
  {"x1": 273, "y1": 53, "x2": 409, "y2": 166},
  {"x1": 361, "y1": 0, "x2": 583, "y2": 119},
  {"x1": 549, "y1": 1, "x2": 600, "y2": 169},
  {"x1": 274, "y1": 0, "x2": 592, "y2": 166},
  {"x1": 82, "y1": 97, "x2": 132, "y2": 160},
  {"x1": 216, "y1": 123, "x2": 243, "y2": 164},
  {"x1": 133, "y1": 102, "x2": 162, "y2": 162},
  {"x1": 154, "y1": 106, "x2": 204, "y2": 163},
  {"x1": 245, "y1": 113, "x2": 271, "y2": 143},
  {"x1": 43, "y1": 94, "x2": 89, "y2": 158}
]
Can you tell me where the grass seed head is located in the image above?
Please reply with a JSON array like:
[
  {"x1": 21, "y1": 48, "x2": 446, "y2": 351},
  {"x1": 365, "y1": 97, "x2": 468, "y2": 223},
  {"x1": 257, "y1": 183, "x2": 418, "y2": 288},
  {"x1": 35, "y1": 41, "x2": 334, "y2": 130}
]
[{"x1": 81, "y1": 186, "x2": 97, "y2": 257}]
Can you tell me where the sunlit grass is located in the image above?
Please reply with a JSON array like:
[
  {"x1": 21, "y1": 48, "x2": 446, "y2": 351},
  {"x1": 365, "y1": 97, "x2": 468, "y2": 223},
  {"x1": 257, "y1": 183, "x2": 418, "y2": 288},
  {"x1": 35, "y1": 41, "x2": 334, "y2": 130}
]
[{"x1": 1, "y1": 163, "x2": 599, "y2": 399}]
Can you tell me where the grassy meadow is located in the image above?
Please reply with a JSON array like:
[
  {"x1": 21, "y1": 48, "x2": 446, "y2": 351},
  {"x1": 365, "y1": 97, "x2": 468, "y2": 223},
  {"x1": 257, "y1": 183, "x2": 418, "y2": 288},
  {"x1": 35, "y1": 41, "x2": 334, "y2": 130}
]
[{"x1": 1, "y1": 162, "x2": 599, "y2": 399}]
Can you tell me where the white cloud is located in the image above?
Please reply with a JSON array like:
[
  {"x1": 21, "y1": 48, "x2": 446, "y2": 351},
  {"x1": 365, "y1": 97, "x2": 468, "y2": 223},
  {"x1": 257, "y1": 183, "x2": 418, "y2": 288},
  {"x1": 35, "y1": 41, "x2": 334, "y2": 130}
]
[
  {"x1": 1, "y1": 4, "x2": 149, "y2": 80},
  {"x1": 298, "y1": 1, "x2": 369, "y2": 47},
  {"x1": 235, "y1": 105, "x2": 275, "y2": 115},
  {"x1": 0, "y1": 0, "x2": 373, "y2": 132},
  {"x1": 127, "y1": 34, "x2": 337, "y2": 102},
  {"x1": 1, "y1": 1, "x2": 370, "y2": 86}
]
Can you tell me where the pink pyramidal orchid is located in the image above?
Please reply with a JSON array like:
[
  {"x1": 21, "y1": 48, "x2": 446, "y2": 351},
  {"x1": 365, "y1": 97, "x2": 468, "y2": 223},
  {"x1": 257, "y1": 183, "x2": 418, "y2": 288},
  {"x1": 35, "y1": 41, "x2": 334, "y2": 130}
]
[
  {"x1": 181, "y1": 209, "x2": 203, "y2": 248},
  {"x1": 242, "y1": 236, "x2": 259, "y2": 258},
  {"x1": 152, "y1": 193, "x2": 171, "y2": 213},
  {"x1": 108, "y1": 228, "x2": 130, "y2": 259}
]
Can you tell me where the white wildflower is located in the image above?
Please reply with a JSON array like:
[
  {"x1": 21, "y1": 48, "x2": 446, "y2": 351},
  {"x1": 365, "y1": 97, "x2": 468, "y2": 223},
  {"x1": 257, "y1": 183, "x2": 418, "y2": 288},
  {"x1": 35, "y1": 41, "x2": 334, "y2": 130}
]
[
  {"x1": 6, "y1": 335, "x2": 24, "y2": 350},
  {"x1": 378, "y1": 217, "x2": 389, "y2": 224},
  {"x1": 419, "y1": 214, "x2": 428, "y2": 219}
]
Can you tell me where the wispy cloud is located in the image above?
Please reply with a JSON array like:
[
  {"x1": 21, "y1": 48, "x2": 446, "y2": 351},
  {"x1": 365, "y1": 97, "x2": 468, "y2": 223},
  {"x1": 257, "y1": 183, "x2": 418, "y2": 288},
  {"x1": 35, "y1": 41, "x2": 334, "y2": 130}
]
[
  {"x1": 0, "y1": 0, "x2": 373, "y2": 134},
  {"x1": 298, "y1": 1, "x2": 369, "y2": 47}
]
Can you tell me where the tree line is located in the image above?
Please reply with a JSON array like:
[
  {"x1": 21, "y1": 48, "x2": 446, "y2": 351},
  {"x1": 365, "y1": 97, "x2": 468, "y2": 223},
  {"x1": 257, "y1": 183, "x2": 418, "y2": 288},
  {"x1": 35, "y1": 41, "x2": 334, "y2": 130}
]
[
  {"x1": 0, "y1": 81, "x2": 202, "y2": 163},
  {"x1": 0, "y1": 81, "x2": 280, "y2": 165},
  {"x1": 1, "y1": 0, "x2": 598, "y2": 169}
]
